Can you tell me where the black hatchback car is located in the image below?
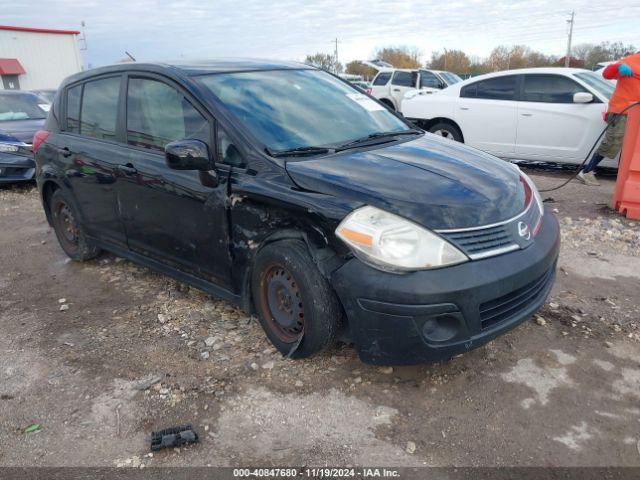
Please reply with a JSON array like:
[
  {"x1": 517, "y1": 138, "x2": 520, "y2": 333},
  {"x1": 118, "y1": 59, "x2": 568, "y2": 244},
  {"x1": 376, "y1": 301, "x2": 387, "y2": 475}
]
[{"x1": 34, "y1": 60, "x2": 560, "y2": 365}]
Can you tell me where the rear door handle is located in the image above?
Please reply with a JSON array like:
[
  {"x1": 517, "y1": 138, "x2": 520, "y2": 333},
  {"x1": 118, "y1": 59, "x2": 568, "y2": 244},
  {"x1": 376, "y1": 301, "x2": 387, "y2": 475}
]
[
  {"x1": 460, "y1": 107, "x2": 469, "y2": 110},
  {"x1": 521, "y1": 113, "x2": 533, "y2": 117},
  {"x1": 393, "y1": 88, "x2": 401, "y2": 92},
  {"x1": 58, "y1": 147, "x2": 72, "y2": 158},
  {"x1": 116, "y1": 163, "x2": 138, "y2": 175}
]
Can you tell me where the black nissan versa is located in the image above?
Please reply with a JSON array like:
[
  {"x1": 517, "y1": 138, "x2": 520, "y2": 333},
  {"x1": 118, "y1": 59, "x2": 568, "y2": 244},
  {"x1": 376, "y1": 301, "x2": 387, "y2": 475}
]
[{"x1": 34, "y1": 60, "x2": 560, "y2": 365}]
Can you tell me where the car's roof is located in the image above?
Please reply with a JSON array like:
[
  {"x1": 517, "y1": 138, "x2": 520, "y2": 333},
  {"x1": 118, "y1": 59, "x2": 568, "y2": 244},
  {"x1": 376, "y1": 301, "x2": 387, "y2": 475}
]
[
  {"x1": 60, "y1": 58, "x2": 315, "y2": 86},
  {"x1": 450, "y1": 67, "x2": 592, "y2": 88},
  {"x1": 0, "y1": 90, "x2": 41, "y2": 97}
]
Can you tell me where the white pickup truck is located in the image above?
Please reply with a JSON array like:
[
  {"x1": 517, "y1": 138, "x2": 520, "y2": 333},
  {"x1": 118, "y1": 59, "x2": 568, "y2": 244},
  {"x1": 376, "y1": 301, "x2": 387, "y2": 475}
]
[{"x1": 367, "y1": 67, "x2": 462, "y2": 111}]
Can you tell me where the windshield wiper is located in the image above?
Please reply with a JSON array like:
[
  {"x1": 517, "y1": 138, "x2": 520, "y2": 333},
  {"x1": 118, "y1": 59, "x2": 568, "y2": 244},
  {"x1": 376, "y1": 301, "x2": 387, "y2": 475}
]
[
  {"x1": 266, "y1": 145, "x2": 332, "y2": 158},
  {"x1": 335, "y1": 129, "x2": 422, "y2": 152}
]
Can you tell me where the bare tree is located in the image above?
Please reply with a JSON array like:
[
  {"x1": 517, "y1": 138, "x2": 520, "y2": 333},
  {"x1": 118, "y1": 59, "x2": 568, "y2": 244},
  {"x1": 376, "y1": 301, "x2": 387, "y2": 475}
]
[
  {"x1": 345, "y1": 61, "x2": 377, "y2": 80},
  {"x1": 305, "y1": 53, "x2": 342, "y2": 73},
  {"x1": 428, "y1": 49, "x2": 471, "y2": 75},
  {"x1": 372, "y1": 46, "x2": 421, "y2": 68}
]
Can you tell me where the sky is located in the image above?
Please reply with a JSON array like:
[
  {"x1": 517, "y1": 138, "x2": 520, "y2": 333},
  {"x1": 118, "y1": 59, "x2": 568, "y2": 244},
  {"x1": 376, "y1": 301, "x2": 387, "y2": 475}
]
[{"x1": 3, "y1": 0, "x2": 639, "y2": 68}]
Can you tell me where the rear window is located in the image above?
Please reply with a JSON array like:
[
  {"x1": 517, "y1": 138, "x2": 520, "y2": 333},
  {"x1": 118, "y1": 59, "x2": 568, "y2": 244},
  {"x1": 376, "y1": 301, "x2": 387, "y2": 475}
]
[
  {"x1": 372, "y1": 72, "x2": 392, "y2": 86},
  {"x1": 461, "y1": 75, "x2": 518, "y2": 101},
  {"x1": 0, "y1": 92, "x2": 47, "y2": 122},
  {"x1": 522, "y1": 74, "x2": 587, "y2": 103},
  {"x1": 80, "y1": 76, "x2": 120, "y2": 140}
]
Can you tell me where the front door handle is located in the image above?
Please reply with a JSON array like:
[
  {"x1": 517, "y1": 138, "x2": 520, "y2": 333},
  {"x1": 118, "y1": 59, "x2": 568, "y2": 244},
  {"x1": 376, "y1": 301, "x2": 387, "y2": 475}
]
[
  {"x1": 521, "y1": 113, "x2": 533, "y2": 117},
  {"x1": 116, "y1": 163, "x2": 138, "y2": 175},
  {"x1": 59, "y1": 147, "x2": 72, "y2": 158},
  {"x1": 460, "y1": 107, "x2": 469, "y2": 110},
  {"x1": 393, "y1": 88, "x2": 401, "y2": 92}
]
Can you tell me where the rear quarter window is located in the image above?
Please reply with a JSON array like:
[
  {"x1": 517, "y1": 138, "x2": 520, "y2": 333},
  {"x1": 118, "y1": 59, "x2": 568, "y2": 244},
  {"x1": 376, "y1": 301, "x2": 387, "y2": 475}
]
[{"x1": 66, "y1": 85, "x2": 82, "y2": 133}]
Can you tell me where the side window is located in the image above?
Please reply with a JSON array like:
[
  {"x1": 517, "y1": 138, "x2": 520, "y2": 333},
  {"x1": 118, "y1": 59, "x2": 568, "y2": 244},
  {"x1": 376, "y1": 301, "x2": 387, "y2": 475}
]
[
  {"x1": 126, "y1": 77, "x2": 210, "y2": 151},
  {"x1": 217, "y1": 126, "x2": 244, "y2": 167},
  {"x1": 419, "y1": 71, "x2": 441, "y2": 89},
  {"x1": 372, "y1": 72, "x2": 392, "y2": 86},
  {"x1": 474, "y1": 76, "x2": 518, "y2": 100},
  {"x1": 80, "y1": 77, "x2": 120, "y2": 140},
  {"x1": 523, "y1": 74, "x2": 587, "y2": 103},
  {"x1": 66, "y1": 85, "x2": 82, "y2": 133},
  {"x1": 391, "y1": 71, "x2": 415, "y2": 87},
  {"x1": 460, "y1": 83, "x2": 477, "y2": 98}
]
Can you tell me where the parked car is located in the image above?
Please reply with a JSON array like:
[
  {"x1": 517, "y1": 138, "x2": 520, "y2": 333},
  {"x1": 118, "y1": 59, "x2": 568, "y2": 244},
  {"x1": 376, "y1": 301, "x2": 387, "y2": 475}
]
[
  {"x1": 31, "y1": 89, "x2": 57, "y2": 103},
  {"x1": 350, "y1": 80, "x2": 370, "y2": 92},
  {"x1": 402, "y1": 67, "x2": 616, "y2": 166},
  {"x1": 368, "y1": 68, "x2": 462, "y2": 110},
  {"x1": 34, "y1": 60, "x2": 559, "y2": 365},
  {"x1": 0, "y1": 90, "x2": 47, "y2": 183}
]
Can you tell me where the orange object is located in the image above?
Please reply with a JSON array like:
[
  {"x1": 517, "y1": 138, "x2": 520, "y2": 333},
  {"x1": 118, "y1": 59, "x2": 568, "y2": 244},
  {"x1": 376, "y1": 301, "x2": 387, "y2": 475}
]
[
  {"x1": 612, "y1": 105, "x2": 640, "y2": 220},
  {"x1": 605, "y1": 53, "x2": 640, "y2": 114}
]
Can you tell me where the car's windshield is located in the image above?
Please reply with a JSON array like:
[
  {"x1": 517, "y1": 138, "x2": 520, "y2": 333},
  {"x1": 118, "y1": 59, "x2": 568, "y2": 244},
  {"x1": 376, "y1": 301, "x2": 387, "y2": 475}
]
[
  {"x1": 0, "y1": 93, "x2": 48, "y2": 122},
  {"x1": 440, "y1": 72, "x2": 463, "y2": 85},
  {"x1": 198, "y1": 69, "x2": 410, "y2": 152},
  {"x1": 574, "y1": 71, "x2": 614, "y2": 100}
]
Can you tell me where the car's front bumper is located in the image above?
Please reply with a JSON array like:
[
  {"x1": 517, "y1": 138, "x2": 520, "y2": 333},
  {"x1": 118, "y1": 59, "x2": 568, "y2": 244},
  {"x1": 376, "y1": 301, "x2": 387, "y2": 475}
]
[
  {"x1": 0, "y1": 152, "x2": 35, "y2": 183},
  {"x1": 330, "y1": 208, "x2": 560, "y2": 365}
]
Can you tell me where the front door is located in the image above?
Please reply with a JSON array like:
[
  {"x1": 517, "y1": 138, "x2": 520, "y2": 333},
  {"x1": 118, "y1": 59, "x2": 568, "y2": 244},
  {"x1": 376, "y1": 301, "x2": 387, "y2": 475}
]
[
  {"x1": 116, "y1": 75, "x2": 231, "y2": 285},
  {"x1": 515, "y1": 73, "x2": 605, "y2": 163}
]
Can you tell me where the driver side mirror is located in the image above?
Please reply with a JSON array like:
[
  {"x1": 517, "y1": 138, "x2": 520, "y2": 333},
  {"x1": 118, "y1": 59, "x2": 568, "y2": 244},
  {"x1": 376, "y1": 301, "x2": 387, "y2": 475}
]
[
  {"x1": 573, "y1": 92, "x2": 593, "y2": 104},
  {"x1": 165, "y1": 139, "x2": 212, "y2": 170}
]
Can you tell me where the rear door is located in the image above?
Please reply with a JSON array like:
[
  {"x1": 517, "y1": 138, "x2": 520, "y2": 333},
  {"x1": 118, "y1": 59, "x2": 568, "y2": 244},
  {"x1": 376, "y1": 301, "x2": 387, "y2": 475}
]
[
  {"x1": 116, "y1": 74, "x2": 232, "y2": 285},
  {"x1": 515, "y1": 73, "x2": 604, "y2": 163},
  {"x1": 456, "y1": 75, "x2": 520, "y2": 156},
  {"x1": 60, "y1": 75, "x2": 128, "y2": 248},
  {"x1": 390, "y1": 71, "x2": 417, "y2": 108}
]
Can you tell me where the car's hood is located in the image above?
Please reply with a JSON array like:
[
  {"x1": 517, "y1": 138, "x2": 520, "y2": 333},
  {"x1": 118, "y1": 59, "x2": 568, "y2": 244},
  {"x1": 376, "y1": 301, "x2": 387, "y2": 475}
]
[
  {"x1": 285, "y1": 135, "x2": 527, "y2": 230},
  {"x1": 0, "y1": 119, "x2": 45, "y2": 144}
]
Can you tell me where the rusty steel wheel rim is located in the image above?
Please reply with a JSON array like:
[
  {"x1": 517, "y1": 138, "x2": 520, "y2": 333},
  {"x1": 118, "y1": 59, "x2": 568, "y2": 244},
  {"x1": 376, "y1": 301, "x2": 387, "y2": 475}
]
[
  {"x1": 55, "y1": 202, "x2": 79, "y2": 248},
  {"x1": 258, "y1": 263, "x2": 305, "y2": 343}
]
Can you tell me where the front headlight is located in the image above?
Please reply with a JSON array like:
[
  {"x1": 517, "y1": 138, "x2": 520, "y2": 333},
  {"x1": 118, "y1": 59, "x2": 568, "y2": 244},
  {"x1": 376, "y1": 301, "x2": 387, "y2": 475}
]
[
  {"x1": 519, "y1": 170, "x2": 544, "y2": 217},
  {"x1": 0, "y1": 143, "x2": 20, "y2": 153},
  {"x1": 335, "y1": 206, "x2": 468, "y2": 272}
]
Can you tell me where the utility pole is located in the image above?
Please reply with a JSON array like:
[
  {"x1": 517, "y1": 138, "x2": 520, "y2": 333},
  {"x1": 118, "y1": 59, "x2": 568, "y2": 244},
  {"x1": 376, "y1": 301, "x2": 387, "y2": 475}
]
[
  {"x1": 564, "y1": 10, "x2": 575, "y2": 67},
  {"x1": 333, "y1": 38, "x2": 339, "y2": 74}
]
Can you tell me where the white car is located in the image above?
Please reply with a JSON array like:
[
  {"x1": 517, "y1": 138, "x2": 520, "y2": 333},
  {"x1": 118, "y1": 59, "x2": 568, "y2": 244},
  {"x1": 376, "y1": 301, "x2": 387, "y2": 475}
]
[
  {"x1": 401, "y1": 67, "x2": 616, "y2": 166},
  {"x1": 367, "y1": 68, "x2": 462, "y2": 111}
]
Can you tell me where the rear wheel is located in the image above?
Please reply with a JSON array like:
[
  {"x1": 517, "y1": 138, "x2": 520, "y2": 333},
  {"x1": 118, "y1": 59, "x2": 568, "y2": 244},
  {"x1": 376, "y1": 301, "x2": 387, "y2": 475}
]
[
  {"x1": 428, "y1": 122, "x2": 463, "y2": 142},
  {"x1": 50, "y1": 189, "x2": 101, "y2": 261},
  {"x1": 251, "y1": 240, "x2": 343, "y2": 358}
]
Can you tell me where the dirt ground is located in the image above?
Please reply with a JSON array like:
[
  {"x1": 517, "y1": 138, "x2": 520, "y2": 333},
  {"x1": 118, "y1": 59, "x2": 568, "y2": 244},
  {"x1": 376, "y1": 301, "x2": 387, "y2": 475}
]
[{"x1": 1, "y1": 169, "x2": 639, "y2": 468}]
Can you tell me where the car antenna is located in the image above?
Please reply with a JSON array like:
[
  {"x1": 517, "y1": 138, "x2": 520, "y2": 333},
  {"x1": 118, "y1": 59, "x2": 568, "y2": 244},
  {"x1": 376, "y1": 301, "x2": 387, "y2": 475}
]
[{"x1": 125, "y1": 51, "x2": 136, "y2": 62}]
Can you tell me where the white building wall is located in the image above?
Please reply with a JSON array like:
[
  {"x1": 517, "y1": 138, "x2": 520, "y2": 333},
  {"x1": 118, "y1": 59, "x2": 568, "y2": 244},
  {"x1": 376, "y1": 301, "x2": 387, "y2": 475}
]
[{"x1": 0, "y1": 29, "x2": 82, "y2": 90}]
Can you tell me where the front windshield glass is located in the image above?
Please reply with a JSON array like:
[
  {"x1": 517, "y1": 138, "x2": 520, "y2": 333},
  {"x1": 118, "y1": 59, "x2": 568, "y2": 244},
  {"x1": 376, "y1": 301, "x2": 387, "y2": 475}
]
[
  {"x1": 198, "y1": 69, "x2": 409, "y2": 151},
  {"x1": 0, "y1": 93, "x2": 48, "y2": 122},
  {"x1": 574, "y1": 72, "x2": 614, "y2": 100},
  {"x1": 440, "y1": 72, "x2": 463, "y2": 85}
]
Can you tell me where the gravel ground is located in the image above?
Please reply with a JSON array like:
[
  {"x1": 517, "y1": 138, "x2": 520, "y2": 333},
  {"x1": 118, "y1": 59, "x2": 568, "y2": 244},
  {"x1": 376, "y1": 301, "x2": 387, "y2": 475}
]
[{"x1": 1, "y1": 169, "x2": 639, "y2": 468}]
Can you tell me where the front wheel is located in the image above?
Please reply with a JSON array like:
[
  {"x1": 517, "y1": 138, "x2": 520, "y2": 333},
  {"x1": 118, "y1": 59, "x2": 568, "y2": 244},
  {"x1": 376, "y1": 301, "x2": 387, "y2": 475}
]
[
  {"x1": 251, "y1": 240, "x2": 343, "y2": 358},
  {"x1": 428, "y1": 122, "x2": 463, "y2": 142}
]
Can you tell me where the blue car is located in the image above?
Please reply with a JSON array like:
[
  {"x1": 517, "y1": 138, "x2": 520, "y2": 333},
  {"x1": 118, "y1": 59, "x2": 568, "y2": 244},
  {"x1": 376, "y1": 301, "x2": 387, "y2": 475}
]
[{"x1": 0, "y1": 90, "x2": 47, "y2": 183}]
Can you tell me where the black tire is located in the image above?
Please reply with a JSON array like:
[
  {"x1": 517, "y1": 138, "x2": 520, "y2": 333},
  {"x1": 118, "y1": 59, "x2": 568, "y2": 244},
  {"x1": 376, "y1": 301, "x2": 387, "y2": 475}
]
[
  {"x1": 50, "y1": 189, "x2": 101, "y2": 261},
  {"x1": 251, "y1": 240, "x2": 343, "y2": 358},
  {"x1": 428, "y1": 122, "x2": 463, "y2": 142}
]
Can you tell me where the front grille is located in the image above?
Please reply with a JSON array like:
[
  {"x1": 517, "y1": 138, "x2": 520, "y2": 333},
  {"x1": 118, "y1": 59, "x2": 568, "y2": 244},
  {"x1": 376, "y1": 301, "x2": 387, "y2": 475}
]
[
  {"x1": 441, "y1": 225, "x2": 516, "y2": 259},
  {"x1": 479, "y1": 267, "x2": 555, "y2": 330}
]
